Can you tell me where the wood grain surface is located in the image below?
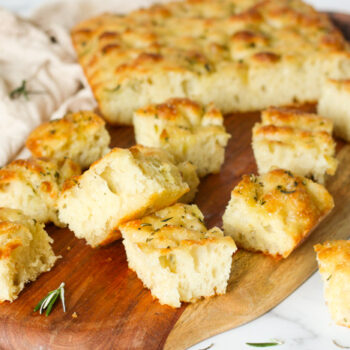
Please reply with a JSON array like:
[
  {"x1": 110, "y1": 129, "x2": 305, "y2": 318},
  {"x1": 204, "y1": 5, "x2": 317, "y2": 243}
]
[{"x1": 0, "y1": 12, "x2": 349, "y2": 350}]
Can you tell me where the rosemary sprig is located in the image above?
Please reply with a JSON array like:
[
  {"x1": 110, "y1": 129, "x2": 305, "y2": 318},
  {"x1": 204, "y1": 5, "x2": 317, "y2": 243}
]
[
  {"x1": 246, "y1": 339, "x2": 283, "y2": 347},
  {"x1": 10, "y1": 80, "x2": 45, "y2": 100},
  {"x1": 34, "y1": 282, "x2": 66, "y2": 316}
]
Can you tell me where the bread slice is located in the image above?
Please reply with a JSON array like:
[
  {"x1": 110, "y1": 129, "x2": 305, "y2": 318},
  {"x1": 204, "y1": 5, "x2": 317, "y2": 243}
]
[
  {"x1": 26, "y1": 111, "x2": 111, "y2": 169},
  {"x1": 0, "y1": 208, "x2": 58, "y2": 302},
  {"x1": 0, "y1": 158, "x2": 81, "y2": 227},
  {"x1": 133, "y1": 98, "x2": 231, "y2": 177},
  {"x1": 223, "y1": 169, "x2": 334, "y2": 258},
  {"x1": 318, "y1": 79, "x2": 350, "y2": 142},
  {"x1": 71, "y1": 0, "x2": 350, "y2": 125},
  {"x1": 252, "y1": 107, "x2": 338, "y2": 184},
  {"x1": 120, "y1": 203, "x2": 237, "y2": 307},
  {"x1": 315, "y1": 240, "x2": 350, "y2": 327},
  {"x1": 58, "y1": 145, "x2": 189, "y2": 247}
]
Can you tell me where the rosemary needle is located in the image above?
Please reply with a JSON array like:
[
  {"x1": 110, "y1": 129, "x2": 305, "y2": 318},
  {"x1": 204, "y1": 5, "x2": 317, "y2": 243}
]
[
  {"x1": 34, "y1": 282, "x2": 66, "y2": 316},
  {"x1": 246, "y1": 340, "x2": 283, "y2": 347},
  {"x1": 9, "y1": 80, "x2": 45, "y2": 100}
]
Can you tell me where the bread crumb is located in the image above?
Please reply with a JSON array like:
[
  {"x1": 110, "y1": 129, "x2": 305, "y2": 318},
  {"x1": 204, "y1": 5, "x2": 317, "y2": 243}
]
[
  {"x1": 105, "y1": 257, "x2": 112, "y2": 262},
  {"x1": 66, "y1": 246, "x2": 71, "y2": 251},
  {"x1": 72, "y1": 312, "x2": 78, "y2": 318}
]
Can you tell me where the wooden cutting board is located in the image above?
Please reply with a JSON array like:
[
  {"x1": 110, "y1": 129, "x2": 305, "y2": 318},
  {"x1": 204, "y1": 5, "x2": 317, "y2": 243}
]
[{"x1": 0, "y1": 12, "x2": 349, "y2": 350}]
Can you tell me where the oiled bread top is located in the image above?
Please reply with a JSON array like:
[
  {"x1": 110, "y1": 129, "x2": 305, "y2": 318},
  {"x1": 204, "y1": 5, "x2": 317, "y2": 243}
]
[
  {"x1": 71, "y1": 0, "x2": 348, "y2": 97},
  {"x1": 232, "y1": 169, "x2": 334, "y2": 240}
]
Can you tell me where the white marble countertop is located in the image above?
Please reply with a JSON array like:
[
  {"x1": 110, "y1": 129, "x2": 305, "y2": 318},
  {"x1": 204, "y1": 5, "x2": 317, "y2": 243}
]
[{"x1": 1, "y1": 1, "x2": 350, "y2": 349}]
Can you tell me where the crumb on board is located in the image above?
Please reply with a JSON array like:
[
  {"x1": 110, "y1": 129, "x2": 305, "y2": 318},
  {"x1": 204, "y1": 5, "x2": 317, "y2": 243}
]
[
  {"x1": 105, "y1": 257, "x2": 112, "y2": 262},
  {"x1": 72, "y1": 312, "x2": 78, "y2": 318},
  {"x1": 67, "y1": 246, "x2": 71, "y2": 251}
]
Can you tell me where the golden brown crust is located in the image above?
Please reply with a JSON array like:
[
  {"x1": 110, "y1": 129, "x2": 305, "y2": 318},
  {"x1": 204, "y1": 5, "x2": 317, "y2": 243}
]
[
  {"x1": 120, "y1": 203, "x2": 236, "y2": 251},
  {"x1": 252, "y1": 107, "x2": 338, "y2": 180},
  {"x1": 26, "y1": 111, "x2": 108, "y2": 166},
  {"x1": 135, "y1": 98, "x2": 221, "y2": 125},
  {"x1": 314, "y1": 240, "x2": 350, "y2": 272},
  {"x1": 71, "y1": 0, "x2": 349, "y2": 124},
  {"x1": 261, "y1": 107, "x2": 333, "y2": 132},
  {"x1": 232, "y1": 169, "x2": 334, "y2": 247}
]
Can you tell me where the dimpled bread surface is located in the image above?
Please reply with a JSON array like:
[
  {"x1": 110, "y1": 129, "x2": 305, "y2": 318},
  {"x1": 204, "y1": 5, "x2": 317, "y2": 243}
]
[
  {"x1": 223, "y1": 169, "x2": 334, "y2": 258},
  {"x1": 120, "y1": 203, "x2": 237, "y2": 307},
  {"x1": 252, "y1": 107, "x2": 338, "y2": 184},
  {"x1": 72, "y1": 0, "x2": 350, "y2": 125}
]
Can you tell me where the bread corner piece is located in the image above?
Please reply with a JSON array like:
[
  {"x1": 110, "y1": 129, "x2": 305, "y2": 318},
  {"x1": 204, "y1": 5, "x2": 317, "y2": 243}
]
[
  {"x1": 223, "y1": 169, "x2": 334, "y2": 258},
  {"x1": 58, "y1": 145, "x2": 189, "y2": 247},
  {"x1": 318, "y1": 79, "x2": 350, "y2": 142},
  {"x1": 0, "y1": 158, "x2": 81, "y2": 227},
  {"x1": 120, "y1": 203, "x2": 237, "y2": 307},
  {"x1": 133, "y1": 98, "x2": 231, "y2": 177},
  {"x1": 0, "y1": 208, "x2": 58, "y2": 302},
  {"x1": 315, "y1": 240, "x2": 350, "y2": 327},
  {"x1": 252, "y1": 107, "x2": 338, "y2": 184},
  {"x1": 26, "y1": 110, "x2": 111, "y2": 169}
]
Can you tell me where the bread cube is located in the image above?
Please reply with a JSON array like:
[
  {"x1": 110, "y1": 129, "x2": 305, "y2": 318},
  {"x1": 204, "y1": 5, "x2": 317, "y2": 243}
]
[
  {"x1": 131, "y1": 146, "x2": 199, "y2": 204},
  {"x1": 120, "y1": 203, "x2": 237, "y2": 307},
  {"x1": 0, "y1": 208, "x2": 58, "y2": 301},
  {"x1": 315, "y1": 240, "x2": 350, "y2": 327},
  {"x1": 133, "y1": 98, "x2": 231, "y2": 177},
  {"x1": 58, "y1": 145, "x2": 189, "y2": 247},
  {"x1": 318, "y1": 79, "x2": 350, "y2": 142},
  {"x1": 26, "y1": 111, "x2": 111, "y2": 169},
  {"x1": 252, "y1": 107, "x2": 338, "y2": 184},
  {"x1": 223, "y1": 169, "x2": 334, "y2": 258},
  {"x1": 0, "y1": 158, "x2": 81, "y2": 227}
]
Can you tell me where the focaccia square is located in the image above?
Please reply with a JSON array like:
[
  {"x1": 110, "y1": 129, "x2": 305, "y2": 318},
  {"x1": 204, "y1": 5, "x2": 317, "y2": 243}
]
[
  {"x1": 57, "y1": 145, "x2": 189, "y2": 247},
  {"x1": 252, "y1": 107, "x2": 338, "y2": 183},
  {"x1": 223, "y1": 169, "x2": 334, "y2": 258},
  {"x1": 71, "y1": 0, "x2": 350, "y2": 125},
  {"x1": 133, "y1": 98, "x2": 231, "y2": 177},
  {"x1": 315, "y1": 240, "x2": 350, "y2": 328},
  {"x1": 0, "y1": 158, "x2": 81, "y2": 227},
  {"x1": 318, "y1": 79, "x2": 350, "y2": 142},
  {"x1": 120, "y1": 203, "x2": 237, "y2": 307},
  {"x1": 0, "y1": 208, "x2": 58, "y2": 302},
  {"x1": 26, "y1": 111, "x2": 111, "y2": 169}
]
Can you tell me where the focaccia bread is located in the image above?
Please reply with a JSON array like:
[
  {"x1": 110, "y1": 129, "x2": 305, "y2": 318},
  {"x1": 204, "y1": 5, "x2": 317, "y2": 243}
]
[
  {"x1": 318, "y1": 79, "x2": 350, "y2": 142},
  {"x1": 315, "y1": 240, "x2": 350, "y2": 328},
  {"x1": 223, "y1": 169, "x2": 334, "y2": 258},
  {"x1": 26, "y1": 111, "x2": 111, "y2": 169},
  {"x1": 71, "y1": 0, "x2": 350, "y2": 125},
  {"x1": 0, "y1": 208, "x2": 58, "y2": 302},
  {"x1": 252, "y1": 107, "x2": 338, "y2": 183},
  {"x1": 120, "y1": 203, "x2": 237, "y2": 307},
  {"x1": 0, "y1": 158, "x2": 81, "y2": 227},
  {"x1": 58, "y1": 145, "x2": 189, "y2": 247},
  {"x1": 133, "y1": 98, "x2": 231, "y2": 177}
]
